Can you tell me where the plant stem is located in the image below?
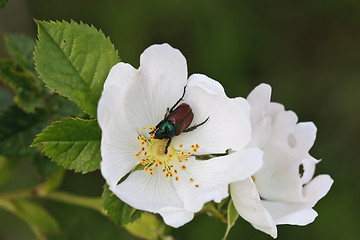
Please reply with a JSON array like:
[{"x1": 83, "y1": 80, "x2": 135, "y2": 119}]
[
  {"x1": 0, "y1": 186, "x2": 105, "y2": 215},
  {"x1": 0, "y1": 188, "x2": 34, "y2": 199},
  {"x1": 45, "y1": 191, "x2": 105, "y2": 215},
  {"x1": 200, "y1": 202, "x2": 227, "y2": 223}
]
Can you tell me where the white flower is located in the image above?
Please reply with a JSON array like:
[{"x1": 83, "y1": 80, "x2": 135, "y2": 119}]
[
  {"x1": 97, "y1": 44, "x2": 263, "y2": 227},
  {"x1": 230, "y1": 84, "x2": 334, "y2": 238}
]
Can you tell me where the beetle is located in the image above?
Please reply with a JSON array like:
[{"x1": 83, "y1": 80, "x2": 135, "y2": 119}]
[{"x1": 149, "y1": 85, "x2": 209, "y2": 154}]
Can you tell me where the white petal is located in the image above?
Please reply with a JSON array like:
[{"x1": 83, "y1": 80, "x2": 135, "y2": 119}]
[
  {"x1": 97, "y1": 63, "x2": 136, "y2": 128},
  {"x1": 247, "y1": 116, "x2": 271, "y2": 148},
  {"x1": 291, "y1": 122, "x2": 317, "y2": 153},
  {"x1": 172, "y1": 148, "x2": 263, "y2": 213},
  {"x1": 97, "y1": 86, "x2": 122, "y2": 129},
  {"x1": 231, "y1": 178, "x2": 277, "y2": 238},
  {"x1": 275, "y1": 209, "x2": 317, "y2": 225},
  {"x1": 113, "y1": 168, "x2": 183, "y2": 213},
  {"x1": 124, "y1": 44, "x2": 188, "y2": 131},
  {"x1": 255, "y1": 111, "x2": 322, "y2": 202},
  {"x1": 269, "y1": 110, "x2": 298, "y2": 142},
  {"x1": 303, "y1": 174, "x2": 333, "y2": 207},
  {"x1": 255, "y1": 111, "x2": 305, "y2": 202},
  {"x1": 159, "y1": 209, "x2": 194, "y2": 228},
  {"x1": 255, "y1": 146, "x2": 304, "y2": 202},
  {"x1": 100, "y1": 106, "x2": 140, "y2": 188},
  {"x1": 139, "y1": 43, "x2": 188, "y2": 91},
  {"x1": 246, "y1": 83, "x2": 284, "y2": 120},
  {"x1": 103, "y1": 62, "x2": 137, "y2": 91},
  {"x1": 173, "y1": 74, "x2": 251, "y2": 154},
  {"x1": 261, "y1": 174, "x2": 333, "y2": 226},
  {"x1": 247, "y1": 83, "x2": 272, "y2": 124},
  {"x1": 262, "y1": 201, "x2": 318, "y2": 226},
  {"x1": 300, "y1": 156, "x2": 319, "y2": 185},
  {"x1": 266, "y1": 102, "x2": 284, "y2": 116}
]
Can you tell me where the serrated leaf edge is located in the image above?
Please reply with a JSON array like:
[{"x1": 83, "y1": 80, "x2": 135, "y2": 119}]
[
  {"x1": 33, "y1": 19, "x2": 120, "y2": 118},
  {"x1": 31, "y1": 117, "x2": 101, "y2": 174}
]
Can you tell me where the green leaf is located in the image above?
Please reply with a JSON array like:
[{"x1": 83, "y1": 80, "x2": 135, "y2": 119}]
[
  {"x1": 0, "y1": 0, "x2": 8, "y2": 8},
  {"x1": 124, "y1": 213, "x2": 167, "y2": 240},
  {"x1": 0, "y1": 59, "x2": 44, "y2": 113},
  {"x1": 4, "y1": 34, "x2": 37, "y2": 78},
  {"x1": 0, "y1": 106, "x2": 48, "y2": 183},
  {"x1": 0, "y1": 199, "x2": 59, "y2": 240},
  {"x1": 0, "y1": 155, "x2": 18, "y2": 186},
  {"x1": 32, "y1": 118, "x2": 101, "y2": 173},
  {"x1": 32, "y1": 152, "x2": 62, "y2": 179},
  {"x1": 48, "y1": 94, "x2": 83, "y2": 119},
  {"x1": 102, "y1": 185, "x2": 142, "y2": 226},
  {"x1": 0, "y1": 85, "x2": 13, "y2": 113},
  {"x1": 34, "y1": 20, "x2": 120, "y2": 118},
  {"x1": 223, "y1": 200, "x2": 239, "y2": 240},
  {"x1": 0, "y1": 105, "x2": 49, "y2": 158}
]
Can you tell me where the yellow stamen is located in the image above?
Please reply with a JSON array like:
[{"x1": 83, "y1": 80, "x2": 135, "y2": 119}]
[{"x1": 135, "y1": 132, "x2": 200, "y2": 188}]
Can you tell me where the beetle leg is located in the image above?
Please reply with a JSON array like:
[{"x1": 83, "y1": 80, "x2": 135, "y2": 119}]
[
  {"x1": 169, "y1": 85, "x2": 187, "y2": 113},
  {"x1": 164, "y1": 138, "x2": 172, "y2": 154},
  {"x1": 183, "y1": 117, "x2": 209, "y2": 133},
  {"x1": 164, "y1": 107, "x2": 170, "y2": 118}
]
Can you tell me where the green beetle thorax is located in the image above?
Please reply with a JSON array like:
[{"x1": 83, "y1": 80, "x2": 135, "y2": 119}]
[{"x1": 154, "y1": 121, "x2": 176, "y2": 139}]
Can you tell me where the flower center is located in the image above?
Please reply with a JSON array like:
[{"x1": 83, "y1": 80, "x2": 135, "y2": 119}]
[
  {"x1": 151, "y1": 139, "x2": 175, "y2": 161},
  {"x1": 135, "y1": 126, "x2": 200, "y2": 187}
]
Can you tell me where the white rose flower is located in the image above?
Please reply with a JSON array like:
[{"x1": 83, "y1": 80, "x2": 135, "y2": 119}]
[
  {"x1": 230, "y1": 84, "x2": 333, "y2": 238},
  {"x1": 97, "y1": 44, "x2": 263, "y2": 228}
]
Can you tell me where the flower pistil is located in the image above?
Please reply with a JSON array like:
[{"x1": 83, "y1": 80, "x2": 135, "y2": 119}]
[{"x1": 135, "y1": 126, "x2": 200, "y2": 187}]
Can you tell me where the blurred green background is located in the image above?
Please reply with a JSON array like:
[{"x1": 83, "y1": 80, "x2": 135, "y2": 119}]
[{"x1": 0, "y1": 0, "x2": 359, "y2": 239}]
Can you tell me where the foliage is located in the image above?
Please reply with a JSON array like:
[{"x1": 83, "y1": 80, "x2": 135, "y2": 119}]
[
  {"x1": 0, "y1": 105, "x2": 48, "y2": 158},
  {"x1": 0, "y1": 0, "x2": 7, "y2": 8},
  {"x1": 0, "y1": 199, "x2": 59, "y2": 240},
  {"x1": 0, "y1": 26, "x2": 113, "y2": 239},
  {"x1": 34, "y1": 20, "x2": 119, "y2": 118},
  {"x1": 102, "y1": 185, "x2": 142, "y2": 226},
  {"x1": 33, "y1": 118, "x2": 102, "y2": 173},
  {"x1": 0, "y1": 20, "x2": 244, "y2": 240},
  {"x1": 0, "y1": 34, "x2": 46, "y2": 113},
  {"x1": 223, "y1": 200, "x2": 239, "y2": 240}
]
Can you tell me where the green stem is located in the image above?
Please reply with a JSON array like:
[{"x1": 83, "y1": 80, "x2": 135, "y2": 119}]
[
  {"x1": 200, "y1": 202, "x2": 227, "y2": 223},
  {"x1": 0, "y1": 186, "x2": 105, "y2": 215},
  {"x1": 0, "y1": 188, "x2": 34, "y2": 199},
  {"x1": 45, "y1": 191, "x2": 105, "y2": 215}
]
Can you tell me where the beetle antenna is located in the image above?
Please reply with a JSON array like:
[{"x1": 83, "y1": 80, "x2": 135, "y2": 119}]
[
  {"x1": 164, "y1": 138, "x2": 172, "y2": 154},
  {"x1": 169, "y1": 85, "x2": 187, "y2": 113}
]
